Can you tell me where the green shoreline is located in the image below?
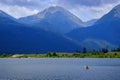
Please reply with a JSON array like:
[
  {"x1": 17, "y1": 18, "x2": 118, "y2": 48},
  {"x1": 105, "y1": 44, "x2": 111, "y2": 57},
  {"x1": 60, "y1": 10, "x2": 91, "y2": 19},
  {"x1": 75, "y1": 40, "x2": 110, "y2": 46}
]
[{"x1": 0, "y1": 52, "x2": 120, "y2": 58}]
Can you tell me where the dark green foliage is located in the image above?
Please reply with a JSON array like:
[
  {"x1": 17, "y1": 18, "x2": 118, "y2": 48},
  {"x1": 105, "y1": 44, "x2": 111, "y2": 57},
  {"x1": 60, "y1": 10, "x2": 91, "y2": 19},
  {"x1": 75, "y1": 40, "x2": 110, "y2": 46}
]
[
  {"x1": 46, "y1": 52, "x2": 52, "y2": 57},
  {"x1": 1, "y1": 47, "x2": 120, "y2": 58},
  {"x1": 114, "y1": 53, "x2": 117, "y2": 56},
  {"x1": 46, "y1": 52, "x2": 58, "y2": 57},
  {"x1": 90, "y1": 49, "x2": 100, "y2": 55},
  {"x1": 75, "y1": 50, "x2": 81, "y2": 53},
  {"x1": 117, "y1": 47, "x2": 120, "y2": 52},
  {"x1": 101, "y1": 48, "x2": 108, "y2": 53},
  {"x1": 0, "y1": 53, "x2": 11, "y2": 58},
  {"x1": 116, "y1": 46, "x2": 120, "y2": 52},
  {"x1": 82, "y1": 47, "x2": 87, "y2": 53},
  {"x1": 91, "y1": 51, "x2": 100, "y2": 55},
  {"x1": 112, "y1": 47, "x2": 120, "y2": 53},
  {"x1": 73, "y1": 53, "x2": 80, "y2": 57},
  {"x1": 111, "y1": 46, "x2": 120, "y2": 52},
  {"x1": 53, "y1": 52, "x2": 57, "y2": 56},
  {"x1": 0, "y1": 52, "x2": 120, "y2": 58}
]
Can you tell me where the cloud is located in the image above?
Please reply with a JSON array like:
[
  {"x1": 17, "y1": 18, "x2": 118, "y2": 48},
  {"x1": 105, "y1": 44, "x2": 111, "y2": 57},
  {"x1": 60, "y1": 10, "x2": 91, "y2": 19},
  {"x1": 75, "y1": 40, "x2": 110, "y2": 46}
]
[
  {"x1": 0, "y1": 0, "x2": 55, "y2": 9},
  {"x1": 0, "y1": 3, "x2": 39, "y2": 18},
  {"x1": 56, "y1": 0, "x2": 120, "y2": 21},
  {"x1": 0, "y1": 0, "x2": 37, "y2": 7},
  {"x1": 0, "y1": 0, "x2": 120, "y2": 21},
  {"x1": 56, "y1": 0, "x2": 120, "y2": 7},
  {"x1": 69, "y1": 3, "x2": 120, "y2": 21}
]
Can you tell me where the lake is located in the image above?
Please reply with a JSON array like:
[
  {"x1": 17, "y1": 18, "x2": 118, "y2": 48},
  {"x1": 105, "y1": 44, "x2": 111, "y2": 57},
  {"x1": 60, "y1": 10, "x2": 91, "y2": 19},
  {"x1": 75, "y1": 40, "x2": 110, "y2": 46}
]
[{"x1": 0, "y1": 58, "x2": 120, "y2": 80}]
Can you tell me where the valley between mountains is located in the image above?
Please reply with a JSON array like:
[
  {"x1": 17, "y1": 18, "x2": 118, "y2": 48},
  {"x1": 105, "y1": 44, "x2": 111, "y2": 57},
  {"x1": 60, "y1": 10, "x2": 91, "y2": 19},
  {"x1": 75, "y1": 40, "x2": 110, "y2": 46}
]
[{"x1": 0, "y1": 5, "x2": 120, "y2": 54}]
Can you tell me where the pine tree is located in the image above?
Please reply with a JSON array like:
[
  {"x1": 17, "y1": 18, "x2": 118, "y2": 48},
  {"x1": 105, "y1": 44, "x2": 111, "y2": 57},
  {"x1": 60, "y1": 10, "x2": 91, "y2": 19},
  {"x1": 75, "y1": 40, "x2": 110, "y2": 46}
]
[{"x1": 83, "y1": 47, "x2": 87, "y2": 53}]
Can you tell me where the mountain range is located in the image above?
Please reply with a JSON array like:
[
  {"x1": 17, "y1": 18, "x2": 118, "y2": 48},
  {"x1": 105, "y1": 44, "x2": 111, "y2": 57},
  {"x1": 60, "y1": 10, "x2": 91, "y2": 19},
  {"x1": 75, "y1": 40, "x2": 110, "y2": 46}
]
[
  {"x1": 0, "y1": 5, "x2": 120, "y2": 53},
  {"x1": 66, "y1": 4, "x2": 120, "y2": 50},
  {"x1": 0, "y1": 9, "x2": 81, "y2": 54},
  {"x1": 19, "y1": 6, "x2": 85, "y2": 34}
]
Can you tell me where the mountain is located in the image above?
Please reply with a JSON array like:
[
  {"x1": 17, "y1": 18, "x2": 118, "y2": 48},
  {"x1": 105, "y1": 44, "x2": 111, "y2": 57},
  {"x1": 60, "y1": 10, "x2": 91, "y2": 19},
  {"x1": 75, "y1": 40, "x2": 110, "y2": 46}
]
[
  {"x1": 19, "y1": 6, "x2": 85, "y2": 34},
  {"x1": 66, "y1": 4, "x2": 120, "y2": 50},
  {"x1": 80, "y1": 39, "x2": 117, "y2": 50},
  {"x1": 0, "y1": 10, "x2": 18, "y2": 23},
  {"x1": 95, "y1": 4, "x2": 120, "y2": 25},
  {"x1": 0, "y1": 10, "x2": 13, "y2": 19},
  {"x1": 0, "y1": 10, "x2": 81, "y2": 54}
]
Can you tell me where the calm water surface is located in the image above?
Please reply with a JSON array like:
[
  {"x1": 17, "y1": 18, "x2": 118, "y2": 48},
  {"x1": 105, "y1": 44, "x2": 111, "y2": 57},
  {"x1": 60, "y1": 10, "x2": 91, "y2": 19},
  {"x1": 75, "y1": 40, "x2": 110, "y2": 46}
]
[{"x1": 0, "y1": 58, "x2": 120, "y2": 80}]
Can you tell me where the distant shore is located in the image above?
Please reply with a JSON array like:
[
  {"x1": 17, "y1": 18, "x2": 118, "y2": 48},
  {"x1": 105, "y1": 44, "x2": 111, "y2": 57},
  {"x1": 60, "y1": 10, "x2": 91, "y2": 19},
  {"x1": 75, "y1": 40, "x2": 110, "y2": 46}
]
[{"x1": 0, "y1": 52, "x2": 120, "y2": 58}]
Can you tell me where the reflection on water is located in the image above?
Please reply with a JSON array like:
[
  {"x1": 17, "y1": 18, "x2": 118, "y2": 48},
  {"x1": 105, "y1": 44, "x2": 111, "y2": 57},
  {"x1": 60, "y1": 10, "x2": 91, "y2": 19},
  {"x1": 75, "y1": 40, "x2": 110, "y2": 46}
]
[{"x1": 0, "y1": 58, "x2": 120, "y2": 80}]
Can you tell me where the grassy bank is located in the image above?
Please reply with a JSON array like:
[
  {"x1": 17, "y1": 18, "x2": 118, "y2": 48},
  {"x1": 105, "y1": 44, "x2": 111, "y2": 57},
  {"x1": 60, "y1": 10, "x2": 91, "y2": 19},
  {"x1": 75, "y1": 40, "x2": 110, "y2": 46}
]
[{"x1": 0, "y1": 52, "x2": 120, "y2": 58}]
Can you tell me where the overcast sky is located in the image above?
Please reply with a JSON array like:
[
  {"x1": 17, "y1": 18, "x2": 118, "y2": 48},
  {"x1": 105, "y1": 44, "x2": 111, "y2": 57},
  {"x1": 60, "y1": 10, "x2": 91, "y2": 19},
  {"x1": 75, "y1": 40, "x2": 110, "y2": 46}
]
[{"x1": 0, "y1": 0, "x2": 120, "y2": 21}]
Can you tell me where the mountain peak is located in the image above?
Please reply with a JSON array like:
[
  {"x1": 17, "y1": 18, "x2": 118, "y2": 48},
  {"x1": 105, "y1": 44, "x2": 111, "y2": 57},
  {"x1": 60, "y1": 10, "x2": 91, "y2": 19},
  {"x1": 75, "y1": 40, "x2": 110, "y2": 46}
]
[
  {"x1": 112, "y1": 4, "x2": 120, "y2": 18},
  {"x1": 95, "y1": 4, "x2": 120, "y2": 25},
  {"x1": 42, "y1": 6, "x2": 66, "y2": 14},
  {"x1": 0, "y1": 10, "x2": 14, "y2": 19},
  {"x1": 113, "y1": 4, "x2": 120, "y2": 10},
  {"x1": 36, "y1": 6, "x2": 68, "y2": 17},
  {"x1": 0, "y1": 10, "x2": 18, "y2": 23},
  {"x1": 28, "y1": 6, "x2": 84, "y2": 26},
  {"x1": 32, "y1": 6, "x2": 67, "y2": 19},
  {"x1": 0, "y1": 10, "x2": 8, "y2": 17},
  {"x1": 0, "y1": 10, "x2": 4, "y2": 13},
  {"x1": 19, "y1": 6, "x2": 85, "y2": 34},
  {"x1": 46, "y1": 6, "x2": 65, "y2": 10}
]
